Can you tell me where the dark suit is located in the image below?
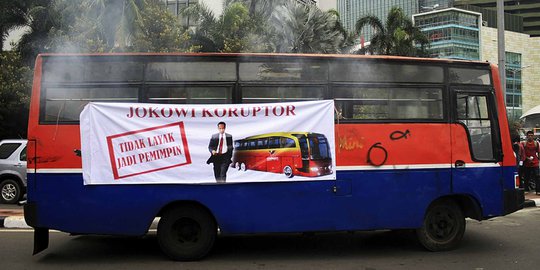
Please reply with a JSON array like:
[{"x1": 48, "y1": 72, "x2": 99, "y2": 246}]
[{"x1": 207, "y1": 132, "x2": 233, "y2": 182}]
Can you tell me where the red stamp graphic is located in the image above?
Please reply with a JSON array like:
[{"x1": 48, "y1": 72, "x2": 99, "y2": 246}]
[{"x1": 107, "y1": 122, "x2": 191, "y2": 180}]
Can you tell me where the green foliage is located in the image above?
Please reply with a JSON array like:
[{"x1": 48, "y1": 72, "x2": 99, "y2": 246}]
[
  {"x1": 0, "y1": 51, "x2": 31, "y2": 139},
  {"x1": 132, "y1": 0, "x2": 196, "y2": 52},
  {"x1": 183, "y1": 2, "x2": 271, "y2": 53},
  {"x1": 0, "y1": 0, "x2": 36, "y2": 53},
  {"x1": 355, "y1": 7, "x2": 429, "y2": 57},
  {"x1": 270, "y1": 2, "x2": 343, "y2": 53},
  {"x1": 185, "y1": 1, "x2": 345, "y2": 54}
]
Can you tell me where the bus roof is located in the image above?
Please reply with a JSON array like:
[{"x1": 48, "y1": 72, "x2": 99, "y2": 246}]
[
  {"x1": 36, "y1": 52, "x2": 492, "y2": 67},
  {"x1": 239, "y1": 132, "x2": 325, "y2": 141}
]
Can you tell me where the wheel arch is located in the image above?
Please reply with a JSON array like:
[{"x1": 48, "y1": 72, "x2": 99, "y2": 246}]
[
  {"x1": 426, "y1": 194, "x2": 483, "y2": 220},
  {"x1": 156, "y1": 200, "x2": 218, "y2": 226},
  {"x1": 0, "y1": 173, "x2": 25, "y2": 192}
]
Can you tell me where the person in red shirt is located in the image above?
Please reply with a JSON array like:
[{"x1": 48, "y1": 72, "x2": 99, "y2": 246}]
[{"x1": 521, "y1": 131, "x2": 540, "y2": 192}]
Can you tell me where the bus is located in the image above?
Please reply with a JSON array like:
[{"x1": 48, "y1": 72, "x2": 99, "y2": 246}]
[
  {"x1": 25, "y1": 53, "x2": 524, "y2": 261},
  {"x1": 232, "y1": 132, "x2": 333, "y2": 178}
]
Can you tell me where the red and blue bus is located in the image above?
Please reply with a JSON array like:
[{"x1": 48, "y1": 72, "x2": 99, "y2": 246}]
[
  {"x1": 232, "y1": 132, "x2": 332, "y2": 178},
  {"x1": 25, "y1": 53, "x2": 524, "y2": 260}
]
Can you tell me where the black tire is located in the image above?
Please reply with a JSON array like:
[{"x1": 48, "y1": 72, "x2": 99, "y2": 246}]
[
  {"x1": 157, "y1": 205, "x2": 217, "y2": 261},
  {"x1": 283, "y1": 165, "x2": 293, "y2": 178},
  {"x1": 0, "y1": 179, "x2": 21, "y2": 204},
  {"x1": 416, "y1": 199, "x2": 465, "y2": 251}
]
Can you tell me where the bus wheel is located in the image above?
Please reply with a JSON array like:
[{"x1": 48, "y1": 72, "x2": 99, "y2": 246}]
[
  {"x1": 235, "y1": 162, "x2": 241, "y2": 170},
  {"x1": 240, "y1": 163, "x2": 246, "y2": 171},
  {"x1": 157, "y1": 205, "x2": 217, "y2": 261},
  {"x1": 283, "y1": 165, "x2": 294, "y2": 178},
  {"x1": 416, "y1": 199, "x2": 465, "y2": 251}
]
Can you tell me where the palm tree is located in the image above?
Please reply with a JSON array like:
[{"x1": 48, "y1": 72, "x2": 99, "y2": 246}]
[
  {"x1": 0, "y1": 0, "x2": 36, "y2": 53},
  {"x1": 355, "y1": 7, "x2": 429, "y2": 57},
  {"x1": 83, "y1": 0, "x2": 144, "y2": 51},
  {"x1": 182, "y1": 2, "x2": 271, "y2": 53},
  {"x1": 270, "y1": 1, "x2": 343, "y2": 53}
]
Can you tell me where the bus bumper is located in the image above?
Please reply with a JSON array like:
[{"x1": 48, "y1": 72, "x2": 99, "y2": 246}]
[
  {"x1": 503, "y1": 188, "x2": 525, "y2": 215},
  {"x1": 24, "y1": 202, "x2": 49, "y2": 255}
]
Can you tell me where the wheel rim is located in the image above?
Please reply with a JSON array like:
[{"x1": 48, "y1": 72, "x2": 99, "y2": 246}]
[
  {"x1": 284, "y1": 166, "x2": 292, "y2": 177},
  {"x1": 172, "y1": 217, "x2": 202, "y2": 245},
  {"x1": 1, "y1": 183, "x2": 16, "y2": 201},
  {"x1": 426, "y1": 208, "x2": 457, "y2": 241}
]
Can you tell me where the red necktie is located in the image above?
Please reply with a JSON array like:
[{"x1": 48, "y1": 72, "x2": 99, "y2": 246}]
[{"x1": 218, "y1": 134, "x2": 223, "y2": 154}]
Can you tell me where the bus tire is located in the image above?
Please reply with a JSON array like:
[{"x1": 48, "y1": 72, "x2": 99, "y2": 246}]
[
  {"x1": 157, "y1": 205, "x2": 217, "y2": 261},
  {"x1": 283, "y1": 165, "x2": 294, "y2": 178},
  {"x1": 416, "y1": 199, "x2": 465, "y2": 251},
  {"x1": 235, "y1": 162, "x2": 240, "y2": 170},
  {"x1": 0, "y1": 179, "x2": 22, "y2": 204},
  {"x1": 240, "y1": 163, "x2": 246, "y2": 171}
]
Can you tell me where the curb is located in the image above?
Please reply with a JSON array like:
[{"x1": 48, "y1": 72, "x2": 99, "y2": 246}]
[
  {"x1": 0, "y1": 216, "x2": 31, "y2": 229},
  {"x1": 525, "y1": 198, "x2": 540, "y2": 208}
]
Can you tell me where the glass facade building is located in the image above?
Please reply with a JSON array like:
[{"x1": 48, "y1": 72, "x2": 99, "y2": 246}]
[
  {"x1": 413, "y1": 8, "x2": 481, "y2": 60},
  {"x1": 337, "y1": 0, "x2": 419, "y2": 41},
  {"x1": 506, "y1": 52, "x2": 523, "y2": 121}
]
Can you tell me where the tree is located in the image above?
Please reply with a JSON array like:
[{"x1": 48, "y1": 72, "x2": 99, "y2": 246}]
[
  {"x1": 355, "y1": 7, "x2": 429, "y2": 57},
  {"x1": 132, "y1": 0, "x2": 195, "y2": 52},
  {"x1": 183, "y1": 2, "x2": 271, "y2": 53},
  {"x1": 270, "y1": 2, "x2": 343, "y2": 53},
  {"x1": 82, "y1": 0, "x2": 145, "y2": 51},
  {"x1": 0, "y1": 51, "x2": 32, "y2": 139},
  {"x1": 17, "y1": 0, "x2": 68, "y2": 65},
  {"x1": 0, "y1": 1, "x2": 34, "y2": 54}
]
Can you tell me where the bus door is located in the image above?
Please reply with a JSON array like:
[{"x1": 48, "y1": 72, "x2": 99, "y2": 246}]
[
  {"x1": 266, "y1": 137, "x2": 281, "y2": 173},
  {"x1": 451, "y1": 88, "x2": 503, "y2": 216}
]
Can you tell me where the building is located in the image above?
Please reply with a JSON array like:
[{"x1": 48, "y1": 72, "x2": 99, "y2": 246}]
[
  {"x1": 413, "y1": 8, "x2": 482, "y2": 60},
  {"x1": 336, "y1": 0, "x2": 540, "y2": 121},
  {"x1": 337, "y1": 0, "x2": 419, "y2": 41},
  {"x1": 455, "y1": 0, "x2": 540, "y2": 37}
]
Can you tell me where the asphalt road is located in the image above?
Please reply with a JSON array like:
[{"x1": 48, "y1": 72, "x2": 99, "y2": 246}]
[{"x1": 1, "y1": 207, "x2": 539, "y2": 270}]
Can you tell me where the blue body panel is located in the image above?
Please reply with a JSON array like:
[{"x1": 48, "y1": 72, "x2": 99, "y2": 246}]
[{"x1": 27, "y1": 166, "x2": 508, "y2": 236}]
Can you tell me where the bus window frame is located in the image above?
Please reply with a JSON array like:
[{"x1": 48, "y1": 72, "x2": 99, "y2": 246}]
[
  {"x1": 39, "y1": 83, "x2": 141, "y2": 125},
  {"x1": 451, "y1": 86, "x2": 502, "y2": 163},
  {"x1": 331, "y1": 82, "x2": 448, "y2": 124},
  {"x1": 142, "y1": 82, "x2": 235, "y2": 105}
]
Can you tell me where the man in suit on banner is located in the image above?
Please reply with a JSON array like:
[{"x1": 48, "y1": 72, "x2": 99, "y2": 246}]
[{"x1": 207, "y1": 121, "x2": 234, "y2": 183}]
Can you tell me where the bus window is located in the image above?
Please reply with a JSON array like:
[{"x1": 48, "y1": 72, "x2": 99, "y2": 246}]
[
  {"x1": 146, "y1": 62, "x2": 236, "y2": 81},
  {"x1": 145, "y1": 86, "x2": 232, "y2": 104},
  {"x1": 334, "y1": 87, "x2": 443, "y2": 120},
  {"x1": 256, "y1": 138, "x2": 268, "y2": 149},
  {"x1": 42, "y1": 87, "x2": 138, "y2": 122},
  {"x1": 239, "y1": 61, "x2": 327, "y2": 82},
  {"x1": 456, "y1": 93, "x2": 494, "y2": 160},
  {"x1": 280, "y1": 138, "x2": 296, "y2": 148},
  {"x1": 449, "y1": 68, "x2": 491, "y2": 85},
  {"x1": 294, "y1": 135, "x2": 309, "y2": 159},
  {"x1": 241, "y1": 86, "x2": 325, "y2": 103},
  {"x1": 43, "y1": 60, "x2": 143, "y2": 83},
  {"x1": 308, "y1": 135, "x2": 331, "y2": 160},
  {"x1": 330, "y1": 62, "x2": 443, "y2": 83},
  {"x1": 268, "y1": 137, "x2": 280, "y2": 149}
]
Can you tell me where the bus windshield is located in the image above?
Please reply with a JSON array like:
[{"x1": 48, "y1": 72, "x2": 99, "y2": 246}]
[{"x1": 308, "y1": 134, "x2": 330, "y2": 160}]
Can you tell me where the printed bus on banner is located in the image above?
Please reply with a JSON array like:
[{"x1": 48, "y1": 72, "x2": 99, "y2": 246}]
[
  {"x1": 24, "y1": 53, "x2": 524, "y2": 261},
  {"x1": 233, "y1": 132, "x2": 332, "y2": 178}
]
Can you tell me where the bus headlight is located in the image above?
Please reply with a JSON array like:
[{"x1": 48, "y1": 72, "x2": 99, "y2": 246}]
[{"x1": 310, "y1": 167, "x2": 319, "y2": 172}]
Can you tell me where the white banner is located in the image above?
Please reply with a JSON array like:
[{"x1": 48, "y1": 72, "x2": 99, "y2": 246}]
[{"x1": 81, "y1": 100, "x2": 336, "y2": 184}]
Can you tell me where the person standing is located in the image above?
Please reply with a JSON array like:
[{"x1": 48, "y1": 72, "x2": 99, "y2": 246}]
[
  {"x1": 521, "y1": 131, "x2": 540, "y2": 192},
  {"x1": 513, "y1": 135, "x2": 526, "y2": 188},
  {"x1": 207, "y1": 122, "x2": 234, "y2": 183}
]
